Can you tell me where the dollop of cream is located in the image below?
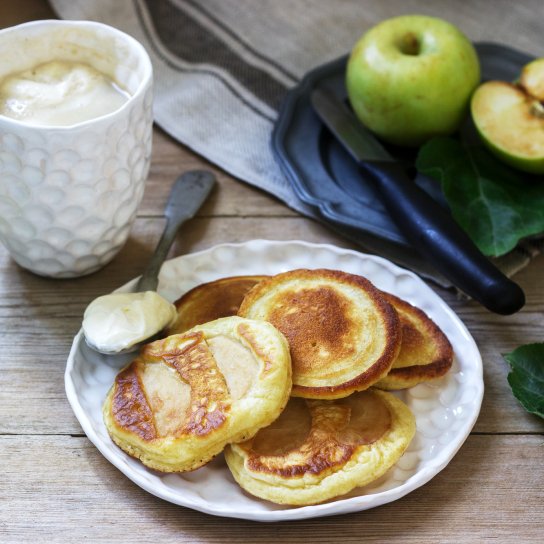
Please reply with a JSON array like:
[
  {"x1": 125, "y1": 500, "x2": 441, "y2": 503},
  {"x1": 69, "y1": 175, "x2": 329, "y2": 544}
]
[
  {"x1": 0, "y1": 60, "x2": 130, "y2": 126},
  {"x1": 82, "y1": 291, "x2": 177, "y2": 353}
]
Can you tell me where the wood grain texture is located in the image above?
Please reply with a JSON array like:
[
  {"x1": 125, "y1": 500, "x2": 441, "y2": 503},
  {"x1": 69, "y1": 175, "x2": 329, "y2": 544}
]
[
  {"x1": 1, "y1": 216, "x2": 542, "y2": 435},
  {"x1": 142, "y1": 130, "x2": 296, "y2": 218},
  {"x1": 1, "y1": 435, "x2": 543, "y2": 543},
  {"x1": 0, "y1": 0, "x2": 53, "y2": 27},
  {"x1": 1, "y1": 1, "x2": 543, "y2": 542}
]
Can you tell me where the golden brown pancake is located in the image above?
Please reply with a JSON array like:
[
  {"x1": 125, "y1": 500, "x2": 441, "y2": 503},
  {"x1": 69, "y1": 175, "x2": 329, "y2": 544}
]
[
  {"x1": 225, "y1": 389, "x2": 416, "y2": 505},
  {"x1": 167, "y1": 275, "x2": 267, "y2": 335},
  {"x1": 238, "y1": 268, "x2": 401, "y2": 399},
  {"x1": 103, "y1": 316, "x2": 292, "y2": 472},
  {"x1": 375, "y1": 293, "x2": 454, "y2": 390}
]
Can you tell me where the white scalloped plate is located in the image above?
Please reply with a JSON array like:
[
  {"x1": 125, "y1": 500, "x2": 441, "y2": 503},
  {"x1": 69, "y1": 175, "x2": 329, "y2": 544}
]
[{"x1": 65, "y1": 240, "x2": 483, "y2": 521}]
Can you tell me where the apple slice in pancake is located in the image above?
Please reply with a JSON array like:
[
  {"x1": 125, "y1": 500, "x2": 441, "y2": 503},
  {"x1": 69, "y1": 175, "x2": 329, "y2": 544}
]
[{"x1": 225, "y1": 390, "x2": 415, "y2": 505}]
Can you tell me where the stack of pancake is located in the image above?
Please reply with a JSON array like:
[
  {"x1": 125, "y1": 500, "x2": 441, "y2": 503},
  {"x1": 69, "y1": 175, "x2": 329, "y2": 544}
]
[{"x1": 103, "y1": 268, "x2": 453, "y2": 506}]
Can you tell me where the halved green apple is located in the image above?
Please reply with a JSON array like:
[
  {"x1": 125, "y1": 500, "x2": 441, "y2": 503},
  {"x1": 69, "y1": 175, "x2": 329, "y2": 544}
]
[
  {"x1": 471, "y1": 58, "x2": 544, "y2": 175},
  {"x1": 520, "y1": 57, "x2": 544, "y2": 101}
]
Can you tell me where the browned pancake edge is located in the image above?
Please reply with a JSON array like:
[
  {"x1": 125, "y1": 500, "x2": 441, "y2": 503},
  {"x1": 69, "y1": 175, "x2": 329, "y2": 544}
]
[
  {"x1": 378, "y1": 292, "x2": 453, "y2": 389},
  {"x1": 168, "y1": 275, "x2": 268, "y2": 334},
  {"x1": 239, "y1": 268, "x2": 401, "y2": 398}
]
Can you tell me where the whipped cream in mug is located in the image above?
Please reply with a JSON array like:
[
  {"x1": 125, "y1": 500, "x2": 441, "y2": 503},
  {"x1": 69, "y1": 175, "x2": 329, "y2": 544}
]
[{"x1": 0, "y1": 60, "x2": 130, "y2": 126}]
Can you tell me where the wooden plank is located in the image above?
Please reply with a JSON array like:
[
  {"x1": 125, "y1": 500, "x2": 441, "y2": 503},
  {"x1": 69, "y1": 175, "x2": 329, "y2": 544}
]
[
  {"x1": 0, "y1": 434, "x2": 542, "y2": 543},
  {"x1": 0, "y1": 214, "x2": 353, "y2": 299},
  {"x1": 0, "y1": 0, "x2": 54, "y2": 28},
  {"x1": 1, "y1": 2, "x2": 543, "y2": 543},
  {"x1": 1, "y1": 219, "x2": 543, "y2": 435},
  {"x1": 0, "y1": 216, "x2": 352, "y2": 435},
  {"x1": 141, "y1": 129, "x2": 296, "y2": 217},
  {"x1": 454, "y1": 257, "x2": 544, "y2": 433}
]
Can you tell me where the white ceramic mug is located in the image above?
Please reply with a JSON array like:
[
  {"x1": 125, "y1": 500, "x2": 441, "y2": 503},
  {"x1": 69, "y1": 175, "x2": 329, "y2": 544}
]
[{"x1": 0, "y1": 20, "x2": 153, "y2": 278}]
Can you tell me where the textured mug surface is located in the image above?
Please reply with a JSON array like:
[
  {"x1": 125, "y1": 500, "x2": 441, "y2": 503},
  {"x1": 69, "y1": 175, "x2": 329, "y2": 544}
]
[{"x1": 0, "y1": 20, "x2": 153, "y2": 278}]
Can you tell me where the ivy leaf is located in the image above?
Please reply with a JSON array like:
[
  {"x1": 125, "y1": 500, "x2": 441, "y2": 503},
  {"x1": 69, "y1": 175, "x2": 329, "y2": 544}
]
[
  {"x1": 503, "y1": 343, "x2": 544, "y2": 419},
  {"x1": 415, "y1": 137, "x2": 544, "y2": 257}
]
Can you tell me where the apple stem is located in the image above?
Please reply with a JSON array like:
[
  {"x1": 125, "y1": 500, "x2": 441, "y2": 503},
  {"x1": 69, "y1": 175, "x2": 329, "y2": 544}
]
[
  {"x1": 399, "y1": 33, "x2": 420, "y2": 56},
  {"x1": 530, "y1": 100, "x2": 544, "y2": 119}
]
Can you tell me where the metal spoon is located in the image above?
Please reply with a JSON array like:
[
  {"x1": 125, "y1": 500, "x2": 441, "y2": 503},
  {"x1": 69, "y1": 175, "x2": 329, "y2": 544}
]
[{"x1": 84, "y1": 170, "x2": 216, "y2": 355}]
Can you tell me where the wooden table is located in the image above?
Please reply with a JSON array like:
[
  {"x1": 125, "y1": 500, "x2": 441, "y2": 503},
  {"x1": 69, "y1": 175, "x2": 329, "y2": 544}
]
[{"x1": 1, "y1": 2, "x2": 543, "y2": 542}]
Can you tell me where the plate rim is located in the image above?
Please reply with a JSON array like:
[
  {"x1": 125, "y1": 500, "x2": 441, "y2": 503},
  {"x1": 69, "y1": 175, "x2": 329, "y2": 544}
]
[{"x1": 65, "y1": 239, "x2": 483, "y2": 521}]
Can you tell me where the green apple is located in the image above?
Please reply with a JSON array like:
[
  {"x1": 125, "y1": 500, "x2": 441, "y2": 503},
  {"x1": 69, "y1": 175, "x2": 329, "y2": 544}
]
[
  {"x1": 520, "y1": 57, "x2": 544, "y2": 101},
  {"x1": 471, "y1": 58, "x2": 544, "y2": 174},
  {"x1": 346, "y1": 15, "x2": 480, "y2": 147}
]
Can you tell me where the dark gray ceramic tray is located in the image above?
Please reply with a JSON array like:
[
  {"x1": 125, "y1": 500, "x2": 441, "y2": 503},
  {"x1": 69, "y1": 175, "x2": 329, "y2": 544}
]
[{"x1": 272, "y1": 43, "x2": 534, "y2": 248}]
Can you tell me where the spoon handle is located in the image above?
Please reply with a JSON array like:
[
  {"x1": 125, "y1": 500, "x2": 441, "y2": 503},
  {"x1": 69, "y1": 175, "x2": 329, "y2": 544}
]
[{"x1": 136, "y1": 170, "x2": 216, "y2": 292}]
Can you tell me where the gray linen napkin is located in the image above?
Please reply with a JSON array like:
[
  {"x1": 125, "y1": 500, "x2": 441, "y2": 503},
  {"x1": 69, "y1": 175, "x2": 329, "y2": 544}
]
[{"x1": 49, "y1": 0, "x2": 544, "y2": 286}]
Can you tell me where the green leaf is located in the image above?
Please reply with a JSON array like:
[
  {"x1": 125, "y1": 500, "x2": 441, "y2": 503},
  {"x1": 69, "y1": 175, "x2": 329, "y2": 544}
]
[
  {"x1": 503, "y1": 343, "x2": 544, "y2": 419},
  {"x1": 415, "y1": 137, "x2": 544, "y2": 257}
]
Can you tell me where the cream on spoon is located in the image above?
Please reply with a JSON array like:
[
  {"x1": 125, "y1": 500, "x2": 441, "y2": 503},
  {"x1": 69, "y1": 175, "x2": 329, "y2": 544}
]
[
  {"x1": 82, "y1": 291, "x2": 176, "y2": 353},
  {"x1": 83, "y1": 170, "x2": 216, "y2": 355}
]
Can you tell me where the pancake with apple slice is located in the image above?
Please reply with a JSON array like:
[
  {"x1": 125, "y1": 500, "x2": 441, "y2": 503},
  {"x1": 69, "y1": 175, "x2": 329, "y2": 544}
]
[
  {"x1": 225, "y1": 389, "x2": 415, "y2": 505},
  {"x1": 103, "y1": 316, "x2": 291, "y2": 472}
]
